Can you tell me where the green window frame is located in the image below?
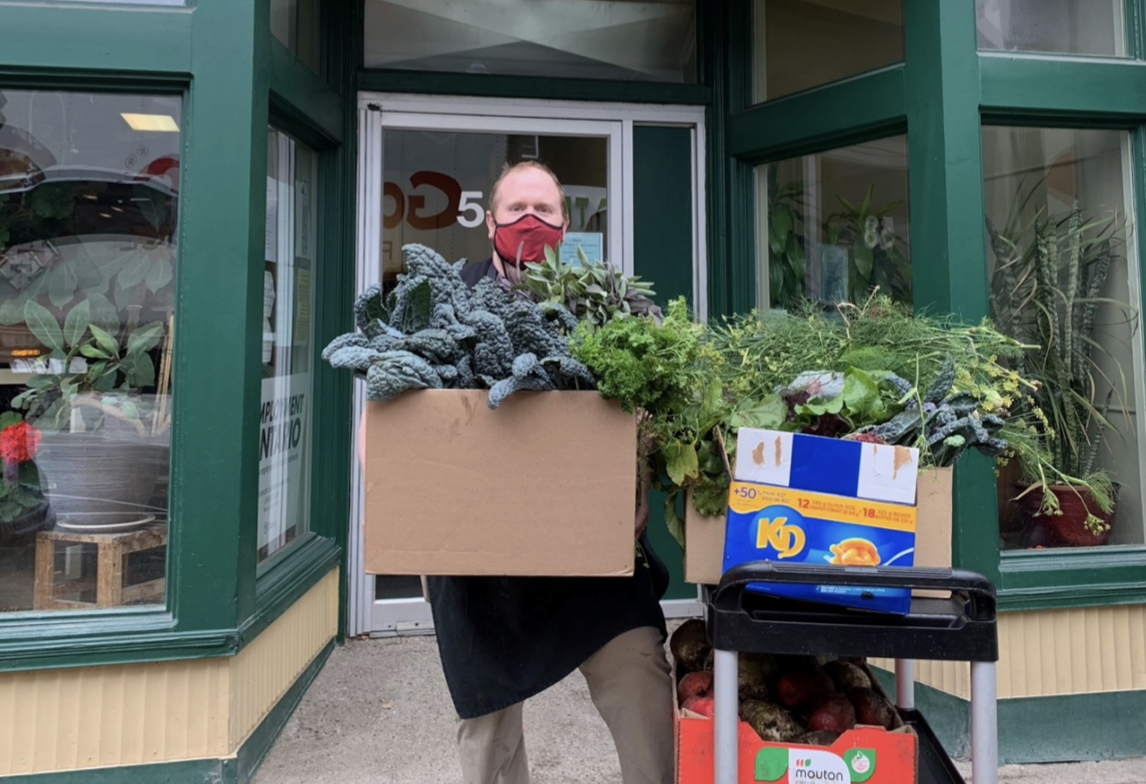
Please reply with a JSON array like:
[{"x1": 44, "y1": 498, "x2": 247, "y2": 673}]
[
  {"x1": 714, "y1": 0, "x2": 1146, "y2": 611},
  {"x1": 0, "y1": 0, "x2": 345, "y2": 671}
]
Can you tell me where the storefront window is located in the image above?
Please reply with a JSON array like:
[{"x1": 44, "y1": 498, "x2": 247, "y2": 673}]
[
  {"x1": 258, "y1": 128, "x2": 317, "y2": 564},
  {"x1": 380, "y1": 130, "x2": 608, "y2": 290},
  {"x1": 976, "y1": 0, "x2": 1127, "y2": 56},
  {"x1": 271, "y1": 0, "x2": 320, "y2": 73},
  {"x1": 363, "y1": 0, "x2": 697, "y2": 83},
  {"x1": 754, "y1": 136, "x2": 911, "y2": 311},
  {"x1": 983, "y1": 126, "x2": 1144, "y2": 550},
  {"x1": 0, "y1": 90, "x2": 179, "y2": 612},
  {"x1": 752, "y1": 0, "x2": 904, "y2": 104}
]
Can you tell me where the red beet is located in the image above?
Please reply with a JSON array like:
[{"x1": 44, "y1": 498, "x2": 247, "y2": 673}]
[
  {"x1": 806, "y1": 694, "x2": 856, "y2": 733},
  {"x1": 678, "y1": 671, "x2": 714, "y2": 705},
  {"x1": 682, "y1": 695, "x2": 714, "y2": 718},
  {"x1": 775, "y1": 668, "x2": 835, "y2": 710}
]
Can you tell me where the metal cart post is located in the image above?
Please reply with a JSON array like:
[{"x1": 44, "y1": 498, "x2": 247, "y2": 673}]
[{"x1": 705, "y1": 562, "x2": 999, "y2": 784}]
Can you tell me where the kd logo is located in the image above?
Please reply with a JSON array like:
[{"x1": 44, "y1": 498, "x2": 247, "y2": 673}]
[{"x1": 755, "y1": 516, "x2": 806, "y2": 559}]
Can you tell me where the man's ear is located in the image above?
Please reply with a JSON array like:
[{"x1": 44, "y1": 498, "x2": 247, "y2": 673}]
[{"x1": 486, "y1": 210, "x2": 497, "y2": 241}]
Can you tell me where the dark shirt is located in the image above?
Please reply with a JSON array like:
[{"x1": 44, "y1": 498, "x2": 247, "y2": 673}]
[{"x1": 426, "y1": 258, "x2": 669, "y2": 719}]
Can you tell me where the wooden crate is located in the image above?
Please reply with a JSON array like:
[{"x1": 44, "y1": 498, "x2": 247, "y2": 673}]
[{"x1": 33, "y1": 524, "x2": 167, "y2": 610}]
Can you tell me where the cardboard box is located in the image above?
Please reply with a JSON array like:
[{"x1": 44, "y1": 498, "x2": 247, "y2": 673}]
[
  {"x1": 363, "y1": 389, "x2": 638, "y2": 577},
  {"x1": 684, "y1": 467, "x2": 953, "y2": 588},
  {"x1": 673, "y1": 662, "x2": 918, "y2": 784}
]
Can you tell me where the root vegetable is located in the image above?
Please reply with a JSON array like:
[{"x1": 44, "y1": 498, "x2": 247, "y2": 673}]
[
  {"x1": 670, "y1": 619, "x2": 711, "y2": 671},
  {"x1": 806, "y1": 694, "x2": 856, "y2": 733},
  {"x1": 740, "y1": 699, "x2": 804, "y2": 742},
  {"x1": 682, "y1": 695, "x2": 714, "y2": 718},
  {"x1": 792, "y1": 730, "x2": 842, "y2": 747},
  {"x1": 678, "y1": 671, "x2": 713, "y2": 704},
  {"x1": 738, "y1": 655, "x2": 775, "y2": 700},
  {"x1": 822, "y1": 660, "x2": 872, "y2": 692},
  {"x1": 847, "y1": 687, "x2": 899, "y2": 730},
  {"x1": 775, "y1": 668, "x2": 835, "y2": 710}
]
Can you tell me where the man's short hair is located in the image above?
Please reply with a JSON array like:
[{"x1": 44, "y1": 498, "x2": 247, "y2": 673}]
[{"x1": 488, "y1": 160, "x2": 568, "y2": 219}]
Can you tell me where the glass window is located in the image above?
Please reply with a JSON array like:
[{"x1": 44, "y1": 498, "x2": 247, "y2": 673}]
[
  {"x1": 380, "y1": 130, "x2": 608, "y2": 291},
  {"x1": 755, "y1": 136, "x2": 911, "y2": 311},
  {"x1": 983, "y1": 127, "x2": 1144, "y2": 550},
  {"x1": 752, "y1": 0, "x2": 904, "y2": 104},
  {"x1": 976, "y1": 0, "x2": 1126, "y2": 56},
  {"x1": 0, "y1": 90, "x2": 179, "y2": 612},
  {"x1": 363, "y1": 0, "x2": 697, "y2": 83},
  {"x1": 271, "y1": 0, "x2": 321, "y2": 73},
  {"x1": 258, "y1": 128, "x2": 317, "y2": 564}
]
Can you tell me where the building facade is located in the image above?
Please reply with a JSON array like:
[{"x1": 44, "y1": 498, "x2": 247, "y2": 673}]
[{"x1": 1, "y1": 1, "x2": 1145, "y2": 780}]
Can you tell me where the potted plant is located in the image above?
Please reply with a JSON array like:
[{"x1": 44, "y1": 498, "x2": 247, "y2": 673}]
[
  {"x1": 986, "y1": 193, "x2": 1135, "y2": 547},
  {"x1": 0, "y1": 413, "x2": 49, "y2": 542},
  {"x1": 10, "y1": 303, "x2": 170, "y2": 530},
  {"x1": 823, "y1": 185, "x2": 912, "y2": 306},
  {"x1": 764, "y1": 169, "x2": 807, "y2": 310}
]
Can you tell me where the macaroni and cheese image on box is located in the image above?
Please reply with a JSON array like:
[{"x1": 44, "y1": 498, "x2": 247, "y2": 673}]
[{"x1": 723, "y1": 429, "x2": 920, "y2": 614}]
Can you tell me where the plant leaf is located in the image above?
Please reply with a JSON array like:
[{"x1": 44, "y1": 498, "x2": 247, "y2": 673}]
[
  {"x1": 47, "y1": 262, "x2": 79, "y2": 309},
  {"x1": 117, "y1": 250, "x2": 152, "y2": 291},
  {"x1": 0, "y1": 411, "x2": 22, "y2": 429},
  {"x1": 85, "y1": 293, "x2": 121, "y2": 333},
  {"x1": 63, "y1": 301, "x2": 91, "y2": 350},
  {"x1": 663, "y1": 441, "x2": 700, "y2": 486},
  {"x1": 23, "y1": 300, "x2": 63, "y2": 352},
  {"x1": 127, "y1": 322, "x2": 165, "y2": 355},
  {"x1": 89, "y1": 324, "x2": 120, "y2": 356}
]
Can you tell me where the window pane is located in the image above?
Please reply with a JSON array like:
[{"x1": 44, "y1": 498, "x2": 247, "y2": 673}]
[
  {"x1": 258, "y1": 129, "x2": 317, "y2": 564},
  {"x1": 755, "y1": 136, "x2": 911, "y2": 311},
  {"x1": 983, "y1": 127, "x2": 1143, "y2": 550},
  {"x1": 380, "y1": 130, "x2": 608, "y2": 291},
  {"x1": 363, "y1": 0, "x2": 697, "y2": 83},
  {"x1": 0, "y1": 90, "x2": 179, "y2": 612},
  {"x1": 271, "y1": 0, "x2": 321, "y2": 72},
  {"x1": 753, "y1": 0, "x2": 904, "y2": 103},
  {"x1": 976, "y1": 0, "x2": 1126, "y2": 56}
]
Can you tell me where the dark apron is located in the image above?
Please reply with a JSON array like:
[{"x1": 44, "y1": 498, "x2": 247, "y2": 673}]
[{"x1": 427, "y1": 259, "x2": 670, "y2": 720}]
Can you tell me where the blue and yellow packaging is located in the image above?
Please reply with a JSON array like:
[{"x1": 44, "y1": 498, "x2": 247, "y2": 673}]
[{"x1": 722, "y1": 429, "x2": 920, "y2": 614}]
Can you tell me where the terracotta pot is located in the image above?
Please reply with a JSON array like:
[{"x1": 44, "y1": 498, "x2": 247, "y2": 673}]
[{"x1": 1017, "y1": 483, "x2": 1117, "y2": 548}]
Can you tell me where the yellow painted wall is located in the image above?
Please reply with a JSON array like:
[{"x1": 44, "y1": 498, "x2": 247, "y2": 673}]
[
  {"x1": 0, "y1": 568, "x2": 338, "y2": 777},
  {"x1": 871, "y1": 603, "x2": 1146, "y2": 700}
]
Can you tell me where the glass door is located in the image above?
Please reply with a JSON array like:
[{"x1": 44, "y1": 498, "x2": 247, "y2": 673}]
[{"x1": 350, "y1": 94, "x2": 706, "y2": 636}]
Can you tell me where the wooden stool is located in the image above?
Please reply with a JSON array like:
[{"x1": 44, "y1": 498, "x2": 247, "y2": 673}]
[{"x1": 33, "y1": 524, "x2": 167, "y2": 610}]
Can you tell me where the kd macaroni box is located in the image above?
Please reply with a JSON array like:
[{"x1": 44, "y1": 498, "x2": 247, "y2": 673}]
[{"x1": 722, "y1": 429, "x2": 920, "y2": 614}]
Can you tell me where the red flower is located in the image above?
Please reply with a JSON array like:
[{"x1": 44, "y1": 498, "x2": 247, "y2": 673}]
[{"x1": 0, "y1": 422, "x2": 41, "y2": 464}]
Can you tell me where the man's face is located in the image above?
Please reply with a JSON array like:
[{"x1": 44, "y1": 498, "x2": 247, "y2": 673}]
[{"x1": 486, "y1": 167, "x2": 569, "y2": 243}]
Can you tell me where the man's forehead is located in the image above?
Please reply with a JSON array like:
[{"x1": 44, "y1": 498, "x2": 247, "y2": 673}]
[{"x1": 500, "y1": 168, "x2": 561, "y2": 199}]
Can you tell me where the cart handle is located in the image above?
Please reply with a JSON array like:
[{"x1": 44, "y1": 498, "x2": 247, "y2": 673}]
[{"x1": 713, "y1": 562, "x2": 997, "y2": 620}]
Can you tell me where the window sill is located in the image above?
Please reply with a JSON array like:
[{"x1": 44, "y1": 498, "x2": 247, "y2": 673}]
[
  {"x1": 0, "y1": 608, "x2": 236, "y2": 673},
  {"x1": 998, "y1": 545, "x2": 1146, "y2": 611}
]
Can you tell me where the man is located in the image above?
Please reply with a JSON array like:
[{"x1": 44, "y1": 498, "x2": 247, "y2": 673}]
[{"x1": 428, "y1": 160, "x2": 675, "y2": 784}]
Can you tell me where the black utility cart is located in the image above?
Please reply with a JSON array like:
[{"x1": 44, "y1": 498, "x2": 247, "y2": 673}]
[{"x1": 705, "y1": 562, "x2": 999, "y2": 784}]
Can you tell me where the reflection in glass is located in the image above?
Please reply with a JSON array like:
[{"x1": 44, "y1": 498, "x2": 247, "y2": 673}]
[
  {"x1": 755, "y1": 136, "x2": 911, "y2": 311},
  {"x1": 364, "y1": 0, "x2": 697, "y2": 83},
  {"x1": 983, "y1": 127, "x2": 1143, "y2": 550},
  {"x1": 271, "y1": 0, "x2": 320, "y2": 72},
  {"x1": 976, "y1": 0, "x2": 1126, "y2": 56},
  {"x1": 258, "y1": 129, "x2": 318, "y2": 564},
  {"x1": 380, "y1": 130, "x2": 608, "y2": 290},
  {"x1": 0, "y1": 90, "x2": 179, "y2": 611},
  {"x1": 753, "y1": 0, "x2": 904, "y2": 103}
]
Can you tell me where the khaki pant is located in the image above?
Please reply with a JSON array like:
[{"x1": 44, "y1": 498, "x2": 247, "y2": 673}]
[{"x1": 456, "y1": 626, "x2": 674, "y2": 784}]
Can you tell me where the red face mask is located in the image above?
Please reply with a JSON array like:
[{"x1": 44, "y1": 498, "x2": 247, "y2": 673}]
[{"x1": 493, "y1": 214, "x2": 564, "y2": 266}]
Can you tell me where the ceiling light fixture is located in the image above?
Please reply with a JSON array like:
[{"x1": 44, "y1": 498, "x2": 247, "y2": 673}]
[{"x1": 121, "y1": 113, "x2": 180, "y2": 132}]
